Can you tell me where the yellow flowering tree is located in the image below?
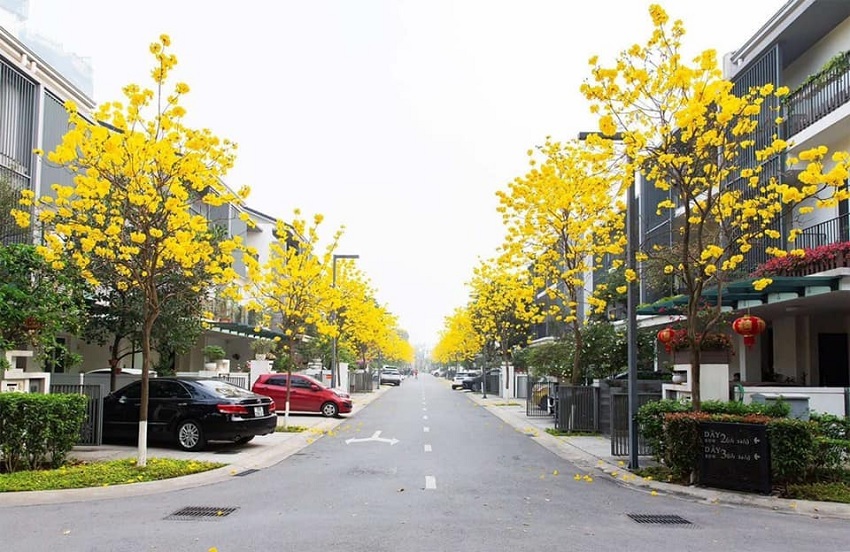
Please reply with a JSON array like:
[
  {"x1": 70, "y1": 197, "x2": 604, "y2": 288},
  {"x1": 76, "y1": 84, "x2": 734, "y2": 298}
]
[
  {"x1": 581, "y1": 5, "x2": 849, "y2": 406},
  {"x1": 433, "y1": 307, "x2": 483, "y2": 371},
  {"x1": 243, "y1": 211, "x2": 340, "y2": 425},
  {"x1": 13, "y1": 36, "x2": 245, "y2": 465},
  {"x1": 497, "y1": 138, "x2": 625, "y2": 384},
  {"x1": 467, "y1": 257, "x2": 540, "y2": 391},
  {"x1": 334, "y1": 264, "x2": 408, "y2": 372}
]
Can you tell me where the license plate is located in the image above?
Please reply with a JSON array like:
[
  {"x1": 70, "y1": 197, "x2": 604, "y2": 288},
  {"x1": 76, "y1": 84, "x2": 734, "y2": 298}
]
[{"x1": 254, "y1": 406, "x2": 264, "y2": 417}]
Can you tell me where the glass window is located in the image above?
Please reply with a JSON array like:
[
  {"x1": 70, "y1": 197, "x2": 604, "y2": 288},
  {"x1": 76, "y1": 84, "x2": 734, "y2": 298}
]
[
  {"x1": 150, "y1": 380, "x2": 191, "y2": 399},
  {"x1": 120, "y1": 381, "x2": 142, "y2": 399}
]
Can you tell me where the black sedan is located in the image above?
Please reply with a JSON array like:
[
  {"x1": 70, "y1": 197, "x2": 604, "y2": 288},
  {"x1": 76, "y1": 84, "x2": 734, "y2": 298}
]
[{"x1": 102, "y1": 378, "x2": 277, "y2": 451}]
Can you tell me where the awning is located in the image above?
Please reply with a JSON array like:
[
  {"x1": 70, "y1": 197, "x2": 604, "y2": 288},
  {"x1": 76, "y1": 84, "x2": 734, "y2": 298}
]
[{"x1": 636, "y1": 276, "x2": 842, "y2": 315}]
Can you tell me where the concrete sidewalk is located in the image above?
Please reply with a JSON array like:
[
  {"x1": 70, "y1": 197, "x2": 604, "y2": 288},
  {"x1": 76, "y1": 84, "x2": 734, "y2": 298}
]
[
  {"x1": 0, "y1": 386, "x2": 391, "y2": 506},
  {"x1": 464, "y1": 391, "x2": 850, "y2": 520}
]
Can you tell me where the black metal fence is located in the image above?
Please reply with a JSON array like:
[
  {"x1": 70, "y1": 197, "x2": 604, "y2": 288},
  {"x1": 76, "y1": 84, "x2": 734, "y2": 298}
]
[
  {"x1": 50, "y1": 384, "x2": 102, "y2": 446},
  {"x1": 215, "y1": 373, "x2": 249, "y2": 388},
  {"x1": 527, "y1": 382, "x2": 558, "y2": 417},
  {"x1": 796, "y1": 215, "x2": 850, "y2": 249},
  {"x1": 610, "y1": 392, "x2": 660, "y2": 457},
  {"x1": 555, "y1": 385, "x2": 599, "y2": 432}
]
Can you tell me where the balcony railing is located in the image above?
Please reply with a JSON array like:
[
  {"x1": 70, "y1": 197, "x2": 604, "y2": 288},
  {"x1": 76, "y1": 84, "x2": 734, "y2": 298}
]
[
  {"x1": 783, "y1": 51, "x2": 850, "y2": 137},
  {"x1": 795, "y1": 215, "x2": 850, "y2": 250}
]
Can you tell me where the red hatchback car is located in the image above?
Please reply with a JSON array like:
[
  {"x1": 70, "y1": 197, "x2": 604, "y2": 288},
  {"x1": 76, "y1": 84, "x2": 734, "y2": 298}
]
[{"x1": 252, "y1": 373, "x2": 353, "y2": 417}]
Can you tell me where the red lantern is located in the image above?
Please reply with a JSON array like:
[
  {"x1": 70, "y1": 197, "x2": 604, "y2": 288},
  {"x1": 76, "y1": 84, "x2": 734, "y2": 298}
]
[
  {"x1": 732, "y1": 314, "x2": 766, "y2": 348},
  {"x1": 657, "y1": 327, "x2": 676, "y2": 352}
]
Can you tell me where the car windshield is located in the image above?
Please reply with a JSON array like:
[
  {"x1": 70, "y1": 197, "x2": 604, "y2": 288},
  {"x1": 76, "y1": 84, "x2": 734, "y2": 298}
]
[
  {"x1": 382, "y1": 369, "x2": 400, "y2": 375},
  {"x1": 196, "y1": 380, "x2": 258, "y2": 398}
]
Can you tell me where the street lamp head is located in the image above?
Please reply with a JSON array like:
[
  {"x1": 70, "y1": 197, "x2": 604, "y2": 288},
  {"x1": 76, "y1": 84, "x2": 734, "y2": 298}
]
[
  {"x1": 333, "y1": 254, "x2": 360, "y2": 261},
  {"x1": 578, "y1": 131, "x2": 625, "y2": 142}
]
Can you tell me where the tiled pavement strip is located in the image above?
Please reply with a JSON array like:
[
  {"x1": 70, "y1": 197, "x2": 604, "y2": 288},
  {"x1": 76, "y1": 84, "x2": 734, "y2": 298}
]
[{"x1": 3, "y1": 379, "x2": 850, "y2": 520}]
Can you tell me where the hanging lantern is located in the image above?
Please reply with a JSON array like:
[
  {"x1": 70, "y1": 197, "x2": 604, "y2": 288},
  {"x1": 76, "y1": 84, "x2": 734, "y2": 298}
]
[
  {"x1": 657, "y1": 327, "x2": 676, "y2": 352},
  {"x1": 732, "y1": 314, "x2": 766, "y2": 348}
]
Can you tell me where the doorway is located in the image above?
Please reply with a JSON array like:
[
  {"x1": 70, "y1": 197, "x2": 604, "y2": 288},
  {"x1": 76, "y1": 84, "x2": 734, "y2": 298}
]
[{"x1": 818, "y1": 333, "x2": 850, "y2": 387}]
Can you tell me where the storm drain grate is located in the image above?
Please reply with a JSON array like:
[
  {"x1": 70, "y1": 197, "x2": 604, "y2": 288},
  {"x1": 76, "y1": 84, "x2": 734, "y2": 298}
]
[
  {"x1": 234, "y1": 468, "x2": 259, "y2": 477},
  {"x1": 628, "y1": 514, "x2": 692, "y2": 526},
  {"x1": 165, "y1": 506, "x2": 238, "y2": 521}
]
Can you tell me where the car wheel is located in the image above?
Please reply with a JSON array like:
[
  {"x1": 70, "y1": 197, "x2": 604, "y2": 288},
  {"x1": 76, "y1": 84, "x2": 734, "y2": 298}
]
[
  {"x1": 234, "y1": 436, "x2": 254, "y2": 445},
  {"x1": 321, "y1": 401, "x2": 339, "y2": 418},
  {"x1": 176, "y1": 419, "x2": 206, "y2": 452}
]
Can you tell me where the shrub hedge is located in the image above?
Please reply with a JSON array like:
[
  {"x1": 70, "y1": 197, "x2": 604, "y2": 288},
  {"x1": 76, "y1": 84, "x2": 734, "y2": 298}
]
[
  {"x1": 636, "y1": 398, "x2": 847, "y2": 486},
  {"x1": 0, "y1": 393, "x2": 88, "y2": 473}
]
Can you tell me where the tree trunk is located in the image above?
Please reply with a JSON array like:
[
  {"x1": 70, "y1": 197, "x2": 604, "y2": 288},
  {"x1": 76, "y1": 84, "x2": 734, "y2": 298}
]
[
  {"x1": 137, "y1": 288, "x2": 159, "y2": 468},
  {"x1": 691, "y1": 349, "x2": 701, "y2": 410}
]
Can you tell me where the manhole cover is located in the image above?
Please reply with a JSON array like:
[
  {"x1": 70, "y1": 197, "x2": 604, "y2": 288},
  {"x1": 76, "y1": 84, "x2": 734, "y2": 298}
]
[
  {"x1": 166, "y1": 506, "x2": 238, "y2": 521},
  {"x1": 627, "y1": 514, "x2": 692, "y2": 525}
]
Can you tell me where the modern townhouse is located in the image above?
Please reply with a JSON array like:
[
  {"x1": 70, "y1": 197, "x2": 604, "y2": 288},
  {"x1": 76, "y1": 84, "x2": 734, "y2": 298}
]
[
  {"x1": 637, "y1": 0, "x2": 850, "y2": 415},
  {"x1": 0, "y1": 23, "x2": 287, "y2": 392}
]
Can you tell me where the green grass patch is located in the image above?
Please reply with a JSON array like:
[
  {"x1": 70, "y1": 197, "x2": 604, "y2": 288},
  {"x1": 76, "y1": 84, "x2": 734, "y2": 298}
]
[
  {"x1": 275, "y1": 425, "x2": 307, "y2": 433},
  {"x1": 785, "y1": 481, "x2": 850, "y2": 504},
  {"x1": 0, "y1": 457, "x2": 225, "y2": 492},
  {"x1": 545, "y1": 428, "x2": 598, "y2": 437}
]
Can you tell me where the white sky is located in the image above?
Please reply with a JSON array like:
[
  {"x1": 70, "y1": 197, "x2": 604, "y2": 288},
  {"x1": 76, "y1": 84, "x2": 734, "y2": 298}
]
[{"x1": 25, "y1": 0, "x2": 787, "y2": 347}]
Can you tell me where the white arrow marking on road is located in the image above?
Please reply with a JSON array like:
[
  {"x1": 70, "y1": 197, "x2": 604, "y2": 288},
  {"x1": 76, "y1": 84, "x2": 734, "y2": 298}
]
[{"x1": 345, "y1": 430, "x2": 399, "y2": 446}]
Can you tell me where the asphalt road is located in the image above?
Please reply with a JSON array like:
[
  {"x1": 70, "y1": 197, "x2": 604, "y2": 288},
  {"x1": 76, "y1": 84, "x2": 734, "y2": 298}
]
[{"x1": 1, "y1": 376, "x2": 848, "y2": 552}]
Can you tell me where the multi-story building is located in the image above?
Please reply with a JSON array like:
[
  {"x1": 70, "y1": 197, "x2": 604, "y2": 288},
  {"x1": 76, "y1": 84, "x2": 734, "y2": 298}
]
[
  {"x1": 0, "y1": 23, "x2": 286, "y2": 378},
  {"x1": 638, "y1": 0, "x2": 850, "y2": 403}
]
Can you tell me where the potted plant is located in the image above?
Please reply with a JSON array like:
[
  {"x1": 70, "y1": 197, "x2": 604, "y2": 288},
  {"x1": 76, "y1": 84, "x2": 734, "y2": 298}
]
[
  {"x1": 203, "y1": 345, "x2": 227, "y2": 371},
  {"x1": 250, "y1": 338, "x2": 276, "y2": 360}
]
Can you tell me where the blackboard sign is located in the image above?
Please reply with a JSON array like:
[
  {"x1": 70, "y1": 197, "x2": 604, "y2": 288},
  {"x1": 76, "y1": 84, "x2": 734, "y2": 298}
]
[{"x1": 698, "y1": 421, "x2": 771, "y2": 494}]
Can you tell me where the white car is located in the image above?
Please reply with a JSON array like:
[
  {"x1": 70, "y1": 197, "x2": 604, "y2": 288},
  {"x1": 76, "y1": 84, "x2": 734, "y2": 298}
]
[
  {"x1": 452, "y1": 372, "x2": 474, "y2": 390},
  {"x1": 380, "y1": 369, "x2": 403, "y2": 386}
]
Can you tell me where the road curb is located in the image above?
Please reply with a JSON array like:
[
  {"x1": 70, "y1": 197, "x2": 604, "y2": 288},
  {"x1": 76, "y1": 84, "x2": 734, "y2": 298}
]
[
  {"x1": 0, "y1": 386, "x2": 390, "y2": 507},
  {"x1": 467, "y1": 391, "x2": 850, "y2": 520}
]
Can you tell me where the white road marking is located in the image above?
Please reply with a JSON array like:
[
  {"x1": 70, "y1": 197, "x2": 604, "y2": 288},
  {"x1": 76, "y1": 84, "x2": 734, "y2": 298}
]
[
  {"x1": 425, "y1": 476, "x2": 437, "y2": 490},
  {"x1": 344, "y1": 430, "x2": 399, "y2": 446},
  {"x1": 423, "y1": 407, "x2": 427, "y2": 411},
  {"x1": 423, "y1": 415, "x2": 428, "y2": 420},
  {"x1": 424, "y1": 444, "x2": 432, "y2": 452},
  {"x1": 424, "y1": 427, "x2": 430, "y2": 432}
]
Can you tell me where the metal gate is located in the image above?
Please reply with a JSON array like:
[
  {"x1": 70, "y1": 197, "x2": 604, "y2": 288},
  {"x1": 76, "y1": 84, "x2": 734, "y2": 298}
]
[
  {"x1": 555, "y1": 386, "x2": 599, "y2": 432},
  {"x1": 50, "y1": 384, "x2": 102, "y2": 446},
  {"x1": 527, "y1": 382, "x2": 557, "y2": 417},
  {"x1": 610, "y1": 392, "x2": 659, "y2": 456}
]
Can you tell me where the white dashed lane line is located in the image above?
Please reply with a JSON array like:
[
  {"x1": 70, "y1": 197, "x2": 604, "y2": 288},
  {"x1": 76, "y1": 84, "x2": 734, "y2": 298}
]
[
  {"x1": 423, "y1": 415, "x2": 428, "y2": 420},
  {"x1": 425, "y1": 476, "x2": 436, "y2": 490},
  {"x1": 424, "y1": 444, "x2": 432, "y2": 452},
  {"x1": 424, "y1": 427, "x2": 430, "y2": 432}
]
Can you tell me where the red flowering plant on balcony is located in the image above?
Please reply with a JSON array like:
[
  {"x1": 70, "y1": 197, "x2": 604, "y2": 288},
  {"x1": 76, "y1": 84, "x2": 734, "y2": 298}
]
[{"x1": 751, "y1": 241, "x2": 850, "y2": 277}]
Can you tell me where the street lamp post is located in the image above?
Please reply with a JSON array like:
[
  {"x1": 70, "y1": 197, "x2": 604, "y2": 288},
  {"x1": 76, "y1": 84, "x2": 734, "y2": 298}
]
[
  {"x1": 578, "y1": 131, "x2": 639, "y2": 470},
  {"x1": 331, "y1": 254, "x2": 359, "y2": 390}
]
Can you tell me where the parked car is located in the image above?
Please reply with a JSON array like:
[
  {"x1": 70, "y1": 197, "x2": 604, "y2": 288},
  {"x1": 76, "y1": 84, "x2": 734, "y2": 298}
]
[
  {"x1": 252, "y1": 373, "x2": 352, "y2": 417},
  {"x1": 451, "y1": 372, "x2": 474, "y2": 390},
  {"x1": 86, "y1": 368, "x2": 157, "y2": 376},
  {"x1": 102, "y1": 378, "x2": 277, "y2": 451},
  {"x1": 462, "y1": 369, "x2": 500, "y2": 392},
  {"x1": 380, "y1": 368, "x2": 403, "y2": 386}
]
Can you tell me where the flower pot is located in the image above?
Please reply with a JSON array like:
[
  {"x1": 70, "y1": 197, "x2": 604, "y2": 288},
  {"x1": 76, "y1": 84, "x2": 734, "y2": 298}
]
[
  {"x1": 255, "y1": 353, "x2": 267, "y2": 360},
  {"x1": 671, "y1": 373, "x2": 686, "y2": 384}
]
